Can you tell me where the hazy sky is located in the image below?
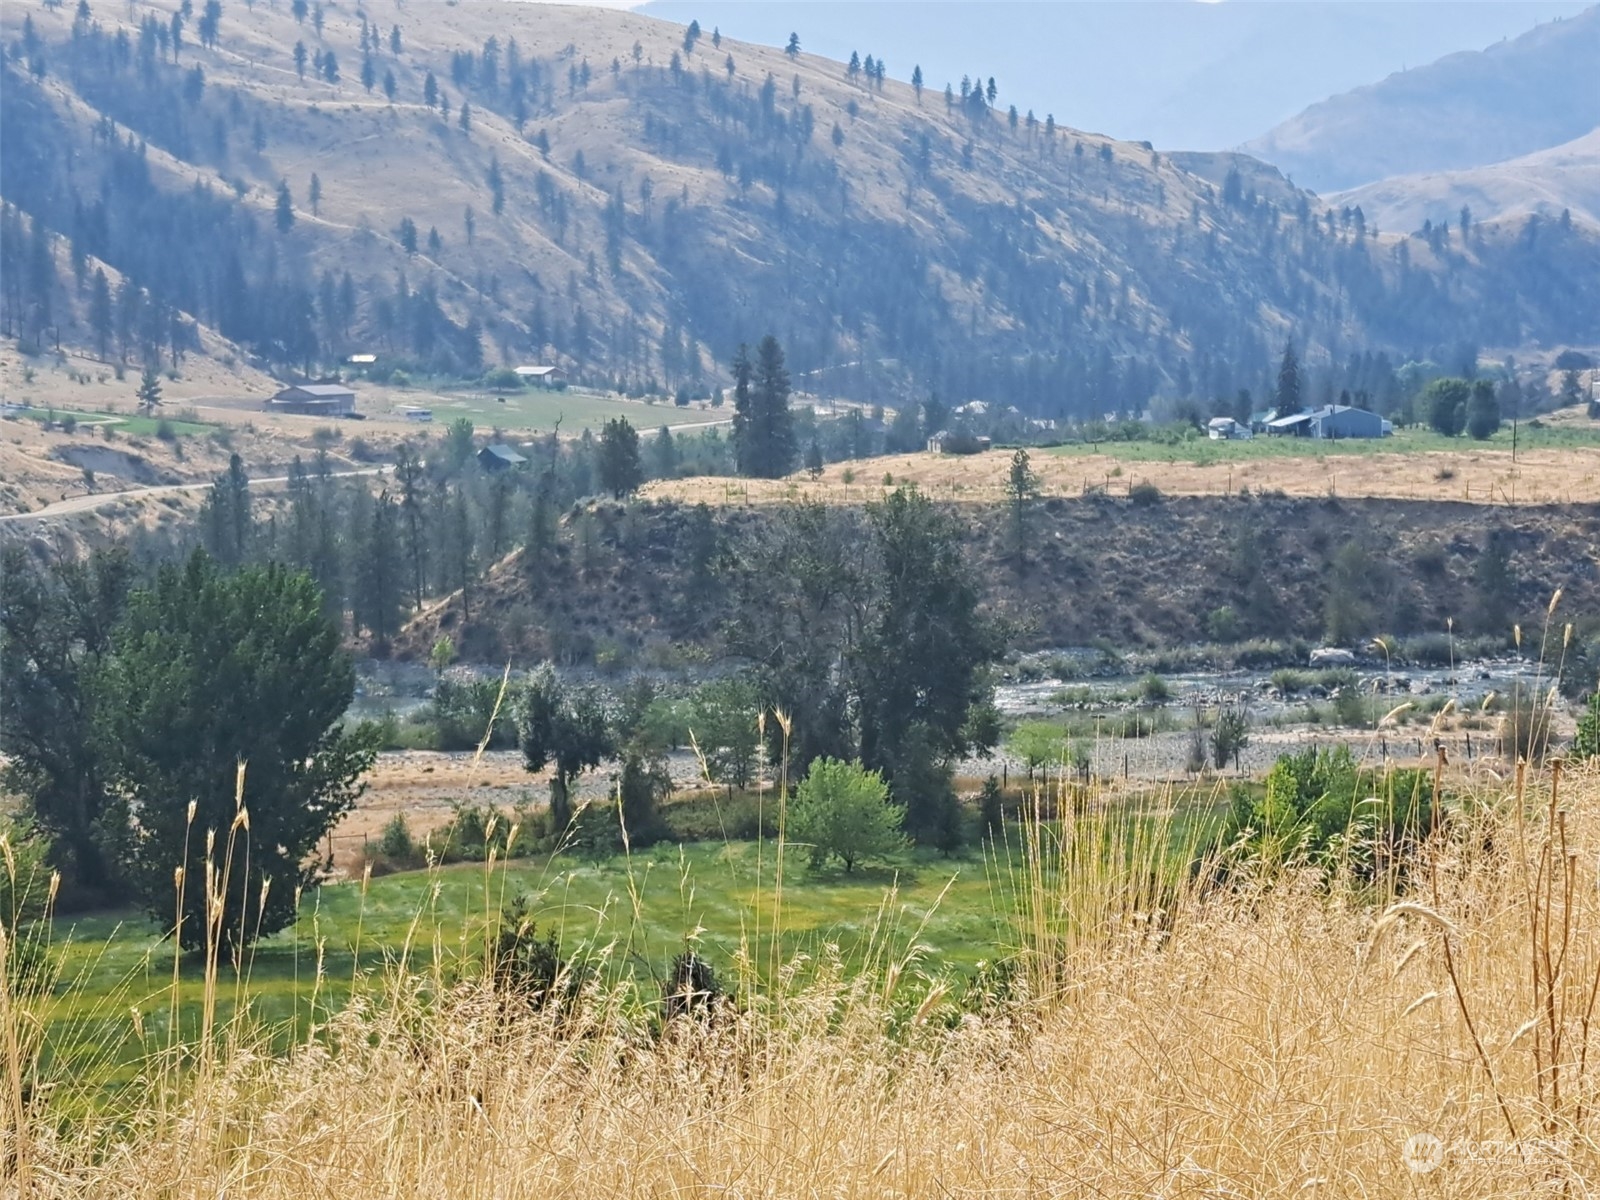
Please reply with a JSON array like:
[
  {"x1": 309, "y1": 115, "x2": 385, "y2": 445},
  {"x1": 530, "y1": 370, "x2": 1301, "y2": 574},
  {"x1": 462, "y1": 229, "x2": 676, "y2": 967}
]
[{"x1": 617, "y1": 1, "x2": 1590, "y2": 149}]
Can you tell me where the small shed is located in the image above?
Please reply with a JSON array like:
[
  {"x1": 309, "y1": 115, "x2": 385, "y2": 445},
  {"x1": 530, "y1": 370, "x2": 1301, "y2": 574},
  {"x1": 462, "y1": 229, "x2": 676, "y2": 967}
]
[
  {"x1": 927, "y1": 430, "x2": 991, "y2": 455},
  {"x1": 514, "y1": 365, "x2": 567, "y2": 387},
  {"x1": 269, "y1": 383, "x2": 357, "y2": 416},
  {"x1": 1207, "y1": 417, "x2": 1251, "y2": 441},
  {"x1": 478, "y1": 444, "x2": 527, "y2": 471}
]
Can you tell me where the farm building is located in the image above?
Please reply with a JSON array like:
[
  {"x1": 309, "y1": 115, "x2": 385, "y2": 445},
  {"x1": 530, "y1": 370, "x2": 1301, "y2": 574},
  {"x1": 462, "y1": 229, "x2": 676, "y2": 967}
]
[
  {"x1": 927, "y1": 430, "x2": 992, "y2": 455},
  {"x1": 1265, "y1": 404, "x2": 1389, "y2": 440},
  {"x1": 478, "y1": 444, "x2": 527, "y2": 471},
  {"x1": 1206, "y1": 417, "x2": 1252, "y2": 441},
  {"x1": 268, "y1": 383, "x2": 357, "y2": 416},
  {"x1": 514, "y1": 365, "x2": 567, "y2": 387}
]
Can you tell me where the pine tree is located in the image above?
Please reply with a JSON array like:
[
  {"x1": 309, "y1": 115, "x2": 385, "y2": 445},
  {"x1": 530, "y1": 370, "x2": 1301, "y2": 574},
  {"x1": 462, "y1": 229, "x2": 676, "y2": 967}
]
[
  {"x1": 1274, "y1": 342, "x2": 1301, "y2": 416},
  {"x1": 275, "y1": 179, "x2": 294, "y2": 233},
  {"x1": 423, "y1": 69, "x2": 437, "y2": 107},
  {"x1": 754, "y1": 334, "x2": 796, "y2": 478},
  {"x1": 382, "y1": 67, "x2": 396, "y2": 101},
  {"x1": 308, "y1": 172, "x2": 321, "y2": 216},
  {"x1": 785, "y1": 32, "x2": 800, "y2": 58},
  {"x1": 135, "y1": 366, "x2": 162, "y2": 413},
  {"x1": 597, "y1": 416, "x2": 644, "y2": 498},
  {"x1": 89, "y1": 268, "x2": 113, "y2": 358},
  {"x1": 354, "y1": 491, "x2": 403, "y2": 652},
  {"x1": 911, "y1": 64, "x2": 922, "y2": 102},
  {"x1": 293, "y1": 40, "x2": 307, "y2": 79},
  {"x1": 360, "y1": 54, "x2": 375, "y2": 93}
]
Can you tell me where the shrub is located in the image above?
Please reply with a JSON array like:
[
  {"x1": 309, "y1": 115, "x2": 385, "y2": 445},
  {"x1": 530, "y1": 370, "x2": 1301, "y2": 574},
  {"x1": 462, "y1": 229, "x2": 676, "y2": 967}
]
[
  {"x1": 368, "y1": 813, "x2": 425, "y2": 874},
  {"x1": 978, "y1": 775, "x2": 1004, "y2": 835},
  {"x1": 1128, "y1": 480, "x2": 1162, "y2": 506},
  {"x1": 1499, "y1": 684, "x2": 1554, "y2": 763},
  {"x1": 155, "y1": 419, "x2": 176, "y2": 441},
  {"x1": 618, "y1": 750, "x2": 672, "y2": 844},
  {"x1": 1138, "y1": 673, "x2": 1171, "y2": 704},
  {"x1": 1220, "y1": 747, "x2": 1434, "y2": 879},
  {"x1": 790, "y1": 757, "x2": 905, "y2": 873},
  {"x1": 662, "y1": 951, "x2": 723, "y2": 1022},
  {"x1": 1205, "y1": 605, "x2": 1242, "y2": 643},
  {"x1": 1008, "y1": 721, "x2": 1068, "y2": 781},
  {"x1": 1331, "y1": 687, "x2": 1371, "y2": 729},
  {"x1": 1574, "y1": 691, "x2": 1600, "y2": 759},
  {"x1": 492, "y1": 897, "x2": 580, "y2": 1009},
  {"x1": 431, "y1": 677, "x2": 516, "y2": 751}
]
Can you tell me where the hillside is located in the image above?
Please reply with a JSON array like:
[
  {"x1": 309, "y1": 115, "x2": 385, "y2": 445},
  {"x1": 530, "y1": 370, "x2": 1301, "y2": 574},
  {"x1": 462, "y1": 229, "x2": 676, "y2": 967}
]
[
  {"x1": 1243, "y1": 5, "x2": 1600, "y2": 194},
  {"x1": 3, "y1": 0, "x2": 1599, "y2": 425},
  {"x1": 396, "y1": 491, "x2": 1600, "y2": 666},
  {"x1": 1331, "y1": 128, "x2": 1600, "y2": 235}
]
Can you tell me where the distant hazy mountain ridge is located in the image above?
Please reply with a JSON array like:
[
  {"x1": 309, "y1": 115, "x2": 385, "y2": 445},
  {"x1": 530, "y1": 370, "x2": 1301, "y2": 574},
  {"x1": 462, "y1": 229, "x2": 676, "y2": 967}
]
[{"x1": 1244, "y1": 5, "x2": 1600, "y2": 195}]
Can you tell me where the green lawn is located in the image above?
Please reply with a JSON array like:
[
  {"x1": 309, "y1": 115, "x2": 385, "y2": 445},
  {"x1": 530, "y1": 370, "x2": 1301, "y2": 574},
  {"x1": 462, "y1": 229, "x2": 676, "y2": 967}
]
[
  {"x1": 405, "y1": 386, "x2": 726, "y2": 434},
  {"x1": 33, "y1": 799, "x2": 1225, "y2": 1102},
  {"x1": 1043, "y1": 422, "x2": 1600, "y2": 467},
  {"x1": 10, "y1": 407, "x2": 214, "y2": 437}
]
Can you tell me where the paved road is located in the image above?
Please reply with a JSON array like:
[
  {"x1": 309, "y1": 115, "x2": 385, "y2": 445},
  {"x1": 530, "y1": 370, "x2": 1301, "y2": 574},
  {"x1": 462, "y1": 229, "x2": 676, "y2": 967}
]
[{"x1": 0, "y1": 467, "x2": 386, "y2": 525}]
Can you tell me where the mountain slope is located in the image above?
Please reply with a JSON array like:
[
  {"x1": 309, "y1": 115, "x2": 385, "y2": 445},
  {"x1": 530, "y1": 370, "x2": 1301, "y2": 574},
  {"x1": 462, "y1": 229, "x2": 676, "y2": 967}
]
[
  {"x1": 1331, "y1": 129, "x2": 1600, "y2": 234},
  {"x1": 2, "y1": 0, "x2": 1598, "y2": 424},
  {"x1": 1243, "y1": 5, "x2": 1600, "y2": 194}
]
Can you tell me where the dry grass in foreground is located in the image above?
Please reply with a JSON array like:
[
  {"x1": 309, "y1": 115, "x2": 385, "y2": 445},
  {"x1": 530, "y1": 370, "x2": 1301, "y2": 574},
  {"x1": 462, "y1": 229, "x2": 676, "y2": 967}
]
[{"x1": 10, "y1": 764, "x2": 1600, "y2": 1196}]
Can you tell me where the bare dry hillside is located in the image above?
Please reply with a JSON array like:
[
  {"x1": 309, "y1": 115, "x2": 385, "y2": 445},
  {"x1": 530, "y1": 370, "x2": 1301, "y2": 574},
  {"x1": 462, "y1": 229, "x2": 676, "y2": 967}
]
[{"x1": 3, "y1": 0, "x2": 1597, "y2": 417}]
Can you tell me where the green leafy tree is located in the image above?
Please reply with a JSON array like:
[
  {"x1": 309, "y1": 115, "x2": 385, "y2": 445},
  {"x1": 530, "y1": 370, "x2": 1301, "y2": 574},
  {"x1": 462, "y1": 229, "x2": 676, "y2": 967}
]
[
  {"x1": 1211, "y1": 707, "x2": 1250, "y2": 770},
  {"x1": 1573, "y1": 691, "x2": 1600, "y2": 759},
  {"x1": 0, "y1": 548, "x2": 133, "y2": 899},
  {"x1": 97, "y1": 554, "x2": 378, "y2": 950},
  {"x1": 596, "y1": 416, "x2": 644, "y2": 498},
  {"x1": 516, "y1": 665, "x2": 614, "y2": 831},
  {"x1": 687, "y1": 675, "x2": 762, "y2": 787},
  {"x1": 429, "y1": 635, "x2": 456, "y2": 681},
  {"x1": 1424, "y1": 378, "x2": 1470, "y2": 437},
  {"x1": 618, "y1": 749, "x2": 671, "y2": 842},
  {"x1": 1009, "y1": 721, "x2": 1067, "y2": 782},
  {"x1": 789, "y1": 757, "x2": 905, "y2": 872},
  {"x1": 1465, "y1": 379, "x2": 1500, "y2": 440}
]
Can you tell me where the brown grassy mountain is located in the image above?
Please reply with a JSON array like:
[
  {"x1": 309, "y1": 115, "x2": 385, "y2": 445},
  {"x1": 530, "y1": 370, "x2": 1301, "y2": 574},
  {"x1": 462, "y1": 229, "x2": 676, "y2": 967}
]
[
  {"x1": 1330, "y1": 128, "x2": 1600, "y2": 235},
  {"x1": 1244, "y1": 5, "x2": 1600, "y2": 194},
  {"x1": 3, "y1": 0, "x2": 1598, "y2": 420}
]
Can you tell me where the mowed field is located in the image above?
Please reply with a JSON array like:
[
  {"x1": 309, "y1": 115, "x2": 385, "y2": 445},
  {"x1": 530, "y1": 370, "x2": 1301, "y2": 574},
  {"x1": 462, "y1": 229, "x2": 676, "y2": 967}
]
[{"x1": 648, "y1": 416, "x2": 1600, "y2": 506}]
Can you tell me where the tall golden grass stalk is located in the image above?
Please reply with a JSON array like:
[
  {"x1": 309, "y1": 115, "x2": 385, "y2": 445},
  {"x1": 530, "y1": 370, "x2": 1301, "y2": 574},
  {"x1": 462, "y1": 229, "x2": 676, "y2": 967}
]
[{"x1": 13, "y1": 765, "x2": 1600, "y2": 1193}]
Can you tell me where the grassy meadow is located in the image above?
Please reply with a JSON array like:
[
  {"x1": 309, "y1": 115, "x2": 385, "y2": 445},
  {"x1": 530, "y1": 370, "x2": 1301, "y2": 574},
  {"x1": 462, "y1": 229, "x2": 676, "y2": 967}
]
[
  {"x1": 390, "y1": 385, "x2": 727, "y2": 434},
  {"x1": 29, "y1": 784, "x2": 1226, "y2": 1102}
]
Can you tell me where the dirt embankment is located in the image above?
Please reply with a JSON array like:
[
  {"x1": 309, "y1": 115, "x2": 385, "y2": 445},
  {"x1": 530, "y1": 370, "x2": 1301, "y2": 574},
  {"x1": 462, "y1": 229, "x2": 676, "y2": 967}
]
[{"x1": 397, "y1": 493, "x2": 1600, "y2": 665}]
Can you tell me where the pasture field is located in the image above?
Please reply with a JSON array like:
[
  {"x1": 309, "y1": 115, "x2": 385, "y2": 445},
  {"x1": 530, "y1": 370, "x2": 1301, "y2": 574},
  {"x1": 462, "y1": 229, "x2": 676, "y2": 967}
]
[
  {"x1": 7, "y1": 406, "x2": 215, "y2": 437},
  {"x1": 648, "y1": 414, "x2": 1600, "y2": 507},
  {"x1": 33, "y1": 787, "x2": 1225, "y2": 1101},
  {"x1": 375, "y1": 385, "x2": 729, "y2": 434}
]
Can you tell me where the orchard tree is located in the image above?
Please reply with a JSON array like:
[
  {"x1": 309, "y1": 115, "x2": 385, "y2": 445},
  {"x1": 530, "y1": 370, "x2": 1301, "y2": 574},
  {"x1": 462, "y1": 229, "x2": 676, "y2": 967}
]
[
  {"x1": 790, "y1": 758, "x2": 905, "y2": 873},
  {"x1": 517, "y1": 665, "x2": 614, "y2": 831},
  {"x1": 97, "y1": 554, "x2": 378, "y2": 950}
]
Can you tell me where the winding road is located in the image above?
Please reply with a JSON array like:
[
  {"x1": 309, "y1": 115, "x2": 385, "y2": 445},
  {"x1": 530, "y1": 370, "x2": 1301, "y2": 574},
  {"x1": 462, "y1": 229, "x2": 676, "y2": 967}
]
[{"x1": 0, "y1": 467, "x2": 387, "y2": 525}]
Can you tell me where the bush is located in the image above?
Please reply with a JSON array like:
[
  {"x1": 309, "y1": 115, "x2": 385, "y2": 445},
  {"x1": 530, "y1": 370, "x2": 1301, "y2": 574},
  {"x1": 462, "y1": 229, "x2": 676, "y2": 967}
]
[
  {"x1": 618, "y1": 750, "x2": 672, "y2": 844},
  {"x1": 1220, "y1": 747, "x2": 1434, "y2": 879},
  {"x1": 1128, "y1": 481, "x2": 1162, "y2": 506},
  {"x1": 1499, "y1": 684, "x2": 1554, "y2": 763},
  {"x1": 790, "y1": 757, "x2": 905, "y2": 873},
  {"x1": 367, "y1": 813, "x2": 425, "y2": 874},
  {"x1": 662, "y1": 951, "x2": 724, "y2": 1022},
  {"x1": 155, "y1": 419, "x2": 176, "y2": 441},
  {"x1": 1205, "y1": 605, "x2": 1242, "y2": 643},
  {"x1": 492, "y1": 897, "x2": 580, "y2": 1009},
  {"x1": 1138, "y1": 673, "x2": 1171, "y2": 704},
  {"x1": 978, "y1": 775, "x2": 1004, "y2": 835}
]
